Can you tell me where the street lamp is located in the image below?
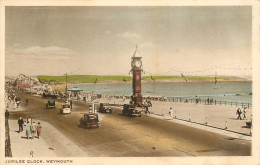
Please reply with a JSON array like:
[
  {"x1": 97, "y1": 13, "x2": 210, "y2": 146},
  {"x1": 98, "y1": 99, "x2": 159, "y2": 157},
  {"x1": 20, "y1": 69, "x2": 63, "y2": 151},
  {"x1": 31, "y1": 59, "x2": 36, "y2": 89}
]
[
  {"x1": 64, "y1": 73, "x2": 68, "y2": 94},
  {"x1": 30, "y1": 77, "x2": 32, "y2": 94}
]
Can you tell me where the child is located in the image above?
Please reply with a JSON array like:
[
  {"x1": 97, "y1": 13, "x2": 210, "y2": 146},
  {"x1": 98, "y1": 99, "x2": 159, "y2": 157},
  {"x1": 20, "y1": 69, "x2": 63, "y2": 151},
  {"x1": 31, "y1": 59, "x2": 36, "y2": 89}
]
[{"x1": 37, "y1": 122, "x2": 42, "y2": 139}]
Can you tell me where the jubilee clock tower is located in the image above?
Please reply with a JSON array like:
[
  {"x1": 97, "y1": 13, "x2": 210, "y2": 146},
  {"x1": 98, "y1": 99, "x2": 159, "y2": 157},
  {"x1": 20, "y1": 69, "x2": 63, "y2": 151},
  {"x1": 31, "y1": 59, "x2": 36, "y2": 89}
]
[{"x1": 130, "y1": 46, "x2": 143, "y2": 107}]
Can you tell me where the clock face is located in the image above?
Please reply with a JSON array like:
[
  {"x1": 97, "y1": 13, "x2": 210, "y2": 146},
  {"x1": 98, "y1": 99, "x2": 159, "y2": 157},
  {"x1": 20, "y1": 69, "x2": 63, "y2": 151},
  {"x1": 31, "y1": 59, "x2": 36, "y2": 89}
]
[{"x1": 134, "y1": 60, "x2": 142, "y2": 68}]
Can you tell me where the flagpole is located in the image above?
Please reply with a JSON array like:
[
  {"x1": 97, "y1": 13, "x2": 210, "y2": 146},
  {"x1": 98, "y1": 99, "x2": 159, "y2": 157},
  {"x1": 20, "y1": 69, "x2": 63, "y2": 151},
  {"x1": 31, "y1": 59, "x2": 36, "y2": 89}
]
[
  {"x1": 181, "y1": 76, "x2": 182, "y2": 98},
  {"x1": 181, "y1": 69, "x2": 183, "y2": 99},
  {"x1": 214, "y1": 72, "x2": 217, "y2": 97},
  {"x1": 65, "y1": 73, "x2": 68, "y2": 95}
]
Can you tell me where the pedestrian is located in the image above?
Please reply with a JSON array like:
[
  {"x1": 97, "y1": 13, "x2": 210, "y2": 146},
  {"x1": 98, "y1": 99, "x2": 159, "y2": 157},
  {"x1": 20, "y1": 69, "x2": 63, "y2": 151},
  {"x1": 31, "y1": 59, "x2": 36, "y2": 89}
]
[
  {"x1": 5, "y1": 109, "x2": 9, "y2": 119},
  {"x1": 147, "y1": 100, "x2": 152, "y2": 107},
  {"x1": 31, "y1": 122, "x2": 37, "y2": 139},
  {"x1": 169, "y1": 107, "x2": 173, "y2": 118},
  {"x1": 236, "y1": 108, "x2": 242, "y2": 120},
  {"x1": 37, "y1": 122, "x2": 42, "y2": 139},
  {"x1": 18, "y1": 117, "x2": 24, "y2": 133},
  {"x1": 143, "y1": 101, "x2": 150, "y2": 114},
  {"x1": 26, "y1": 121, "x2": 32, "y2": 140},
  {"x1": 243, "y1": 107, "x2": 247, "y2": 120},
  {"x1": 70, "y1": 100, "x2": 72, "y2": 109}
]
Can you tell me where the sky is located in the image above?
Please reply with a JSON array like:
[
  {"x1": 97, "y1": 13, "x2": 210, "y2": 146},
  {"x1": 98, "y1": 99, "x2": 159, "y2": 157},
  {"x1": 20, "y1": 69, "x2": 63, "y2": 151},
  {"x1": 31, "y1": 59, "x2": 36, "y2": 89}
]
[{"x1": 5, "y1": 6, "x2": 252, "y2": 77}]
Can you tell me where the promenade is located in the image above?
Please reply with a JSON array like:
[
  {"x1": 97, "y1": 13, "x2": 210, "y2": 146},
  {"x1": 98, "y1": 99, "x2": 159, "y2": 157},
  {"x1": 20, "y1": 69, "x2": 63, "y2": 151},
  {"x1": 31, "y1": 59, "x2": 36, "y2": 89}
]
[
  {"x1": 5, "y1": 91, "x2": 252, "y2": 157},
  {"x1": 98, "y1": 98, "x2": 252, "y2": 138},
  {"x1": 7, "y1": 118, "x2": 87, "y2": 157}
]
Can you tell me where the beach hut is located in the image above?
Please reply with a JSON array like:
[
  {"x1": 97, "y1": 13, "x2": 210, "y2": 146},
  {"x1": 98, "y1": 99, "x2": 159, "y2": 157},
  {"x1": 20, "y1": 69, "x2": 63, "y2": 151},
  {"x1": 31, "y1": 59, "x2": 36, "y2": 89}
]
[{"x1": 68, "y1": 87, "x2": 83, "y2": 98}]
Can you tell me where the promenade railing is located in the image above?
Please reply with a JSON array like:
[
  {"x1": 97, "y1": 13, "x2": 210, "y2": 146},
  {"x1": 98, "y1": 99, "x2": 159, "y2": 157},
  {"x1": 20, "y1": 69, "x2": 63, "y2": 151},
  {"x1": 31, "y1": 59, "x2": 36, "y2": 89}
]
[
  {"x1": 16, "y1": 87, "x2": 252, "y2": 109},
  {"x1": 143, "y1": 97, "x2": 252, "y2": 109}
]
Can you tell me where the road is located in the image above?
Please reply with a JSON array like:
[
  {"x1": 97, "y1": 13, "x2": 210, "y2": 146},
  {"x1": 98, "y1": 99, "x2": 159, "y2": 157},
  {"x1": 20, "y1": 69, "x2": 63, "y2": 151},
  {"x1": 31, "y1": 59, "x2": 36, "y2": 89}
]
[{"x1": 9, "y1": 91, "x2": 251, "y2": 156}]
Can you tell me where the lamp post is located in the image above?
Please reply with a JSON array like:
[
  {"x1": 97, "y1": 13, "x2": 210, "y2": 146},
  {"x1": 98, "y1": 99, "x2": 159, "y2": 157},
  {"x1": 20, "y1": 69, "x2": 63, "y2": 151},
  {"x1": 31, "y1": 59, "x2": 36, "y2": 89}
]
[
  {"x1": 30, "y1": 77, "x2": 32, "y2": 94},
  {"x1": 65, "y1": 73, "x2": 68, "y2": 94}
]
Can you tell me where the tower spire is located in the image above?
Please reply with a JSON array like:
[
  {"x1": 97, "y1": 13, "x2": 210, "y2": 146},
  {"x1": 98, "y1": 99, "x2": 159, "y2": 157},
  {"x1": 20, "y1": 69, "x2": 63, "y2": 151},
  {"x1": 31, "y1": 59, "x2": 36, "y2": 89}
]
[
  {"x1": 132, "y1": 44, "x2": 141, "y2": 58},
  {"x1": 133, "y1": 44, "x2": 138, "y2": 57}
]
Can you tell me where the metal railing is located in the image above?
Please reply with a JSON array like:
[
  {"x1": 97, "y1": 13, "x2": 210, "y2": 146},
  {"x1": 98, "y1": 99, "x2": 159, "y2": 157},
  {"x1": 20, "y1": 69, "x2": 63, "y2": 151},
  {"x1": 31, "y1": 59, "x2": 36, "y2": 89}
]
[{"x1": 143, "y1": 97, "x2": 252, "y2": 108}]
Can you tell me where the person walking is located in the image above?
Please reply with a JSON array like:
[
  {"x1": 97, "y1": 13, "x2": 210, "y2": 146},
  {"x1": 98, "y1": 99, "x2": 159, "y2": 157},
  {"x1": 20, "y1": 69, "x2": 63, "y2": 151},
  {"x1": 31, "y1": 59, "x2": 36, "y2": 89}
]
[
  {"x1": 37, "y1": 122, "x2": 42, "y2": 139},
  {"x1": 70, "y1": 100, "x2": 73, "y2": 109},
  {"x1": 169, "y1": 107, "x2": 173, "y2": 118},
  {"x1": 143, "y1": 101, "x2": 150, "y2": 114},
  {"x1": 236, "y1": 108, "x2": 242, "y2": 120},
  {"x1": 26, "y1": 121, "x2": 32, "y2": 140},
  {"x1": 18, "y1": 117, "x2": 24, "y2": 133},
  {"x1": 5, "y1": 109, "x2": 9, "y2": 119},
  {"x1": 243, "y1": 107, "x2": 247, "y2": 120},
  {"x1": 195, "y1": 98, "x2": 199, "y2": 104},
  {"x1": 31, "y1": 122, "x2": 37, "y2": 139},
  {"x1": 147, "y1": 100, "x2": 152, "y2": 107}
]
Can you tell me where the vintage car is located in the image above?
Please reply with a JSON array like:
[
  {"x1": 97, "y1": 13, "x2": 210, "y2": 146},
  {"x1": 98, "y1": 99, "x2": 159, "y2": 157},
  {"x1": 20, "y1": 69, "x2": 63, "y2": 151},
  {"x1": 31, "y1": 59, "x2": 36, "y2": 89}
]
[
  {"x1": 42, "y1": 93, "x2": 57, "y2": 99},
  {"x1": 46, "y1": 100, "x2": 56, "y2": 109},
  {"x1": 60, "y1": 104, "x2": 71, "y2": 114},
  {"x1": 99, "y1": 103, "x2": 112, "y2": 113},
  {"x1": 15, "y1": 97, "x2": 21, "y2": 106},
  {"x1": 15, "y1": 97, "x2": 21, "y2": 104},
  {"x1": 79, "y1": 113, "x2": 99, "y2": 128},
  {"x1": 122, "y1": 104, "x2": 142, "y2": 117}
]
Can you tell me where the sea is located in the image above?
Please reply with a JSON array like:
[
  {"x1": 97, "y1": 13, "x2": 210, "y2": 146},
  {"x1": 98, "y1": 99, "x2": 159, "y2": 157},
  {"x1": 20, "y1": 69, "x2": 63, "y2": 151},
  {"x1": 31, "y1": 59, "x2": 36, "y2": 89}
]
[{"x1": 69, "y1": 81, "x2": 252, "y2": 104}]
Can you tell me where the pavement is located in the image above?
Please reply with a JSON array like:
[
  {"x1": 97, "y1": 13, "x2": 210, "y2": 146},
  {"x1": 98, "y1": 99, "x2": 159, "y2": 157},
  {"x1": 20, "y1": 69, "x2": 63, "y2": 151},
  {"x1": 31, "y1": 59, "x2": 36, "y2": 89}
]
[
  {"x1": 7, "y1": 119, "x2": 87, "y2": 157},
  {"x1": 98, "y1": 98, "x2": 252, "y2": 138}
]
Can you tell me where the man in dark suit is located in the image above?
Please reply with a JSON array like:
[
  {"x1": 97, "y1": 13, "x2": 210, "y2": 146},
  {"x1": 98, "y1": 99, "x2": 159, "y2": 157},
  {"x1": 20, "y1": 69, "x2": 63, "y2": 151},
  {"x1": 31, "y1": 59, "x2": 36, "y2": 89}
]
[
  {"x1": 18, "y1": 117, "x2": 24, "y2": 133},
  {"x1": 5, "y1": 109, "x2": 9, "y2": 119}
]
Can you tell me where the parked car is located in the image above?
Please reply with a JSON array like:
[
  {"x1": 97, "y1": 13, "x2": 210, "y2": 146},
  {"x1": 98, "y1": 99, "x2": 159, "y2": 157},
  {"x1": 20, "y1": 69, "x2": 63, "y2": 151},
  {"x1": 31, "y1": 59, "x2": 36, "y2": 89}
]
[
  {"x1": 79, "y1": 113, "x2": 99, "y2": 128},
  {"x1": 46, "y1": 100, "x2": 56, "y2": 109},
  {"x1": 99, "y1": 103, "x2": 112, "y2": 113},
  {"x1": 60, "y1": 104, "x2": 71, "y2": 114}
]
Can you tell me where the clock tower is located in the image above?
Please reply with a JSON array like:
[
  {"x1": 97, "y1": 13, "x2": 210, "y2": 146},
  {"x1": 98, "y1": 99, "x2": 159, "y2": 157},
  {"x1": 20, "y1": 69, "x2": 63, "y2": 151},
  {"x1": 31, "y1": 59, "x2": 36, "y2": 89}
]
[{"x1": 130, "y1": 47, "x2": 143, "y2": 107}]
